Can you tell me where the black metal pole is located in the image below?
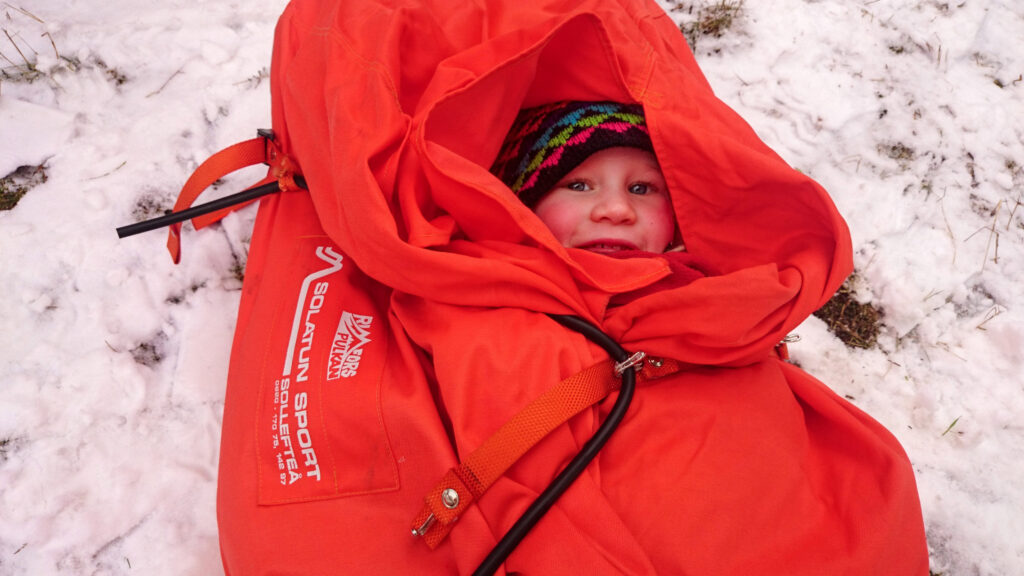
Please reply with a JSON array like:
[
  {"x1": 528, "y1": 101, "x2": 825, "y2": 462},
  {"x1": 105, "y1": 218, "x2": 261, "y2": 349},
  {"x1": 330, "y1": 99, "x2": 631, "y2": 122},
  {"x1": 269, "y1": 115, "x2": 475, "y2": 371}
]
[{"x1": 115, "y1": 175, "x2": 306, "y2": 238}]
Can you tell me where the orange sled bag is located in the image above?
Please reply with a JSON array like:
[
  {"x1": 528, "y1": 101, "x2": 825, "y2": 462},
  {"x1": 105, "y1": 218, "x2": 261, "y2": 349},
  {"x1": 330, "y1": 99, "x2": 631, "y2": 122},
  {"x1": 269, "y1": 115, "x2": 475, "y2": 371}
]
[{"x1": 160, "y1": 0, "x2": 932, "y2": 574}]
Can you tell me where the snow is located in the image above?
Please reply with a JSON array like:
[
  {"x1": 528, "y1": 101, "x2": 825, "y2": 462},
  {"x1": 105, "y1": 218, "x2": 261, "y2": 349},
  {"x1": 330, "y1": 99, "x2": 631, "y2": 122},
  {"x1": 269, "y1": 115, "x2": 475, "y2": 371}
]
[
  {"x1": 0, "y1": 98, "x2": 73, "y2": 175},
  {"x1": 1, "y1": 0, "x2": 1021, "y2": 574}
]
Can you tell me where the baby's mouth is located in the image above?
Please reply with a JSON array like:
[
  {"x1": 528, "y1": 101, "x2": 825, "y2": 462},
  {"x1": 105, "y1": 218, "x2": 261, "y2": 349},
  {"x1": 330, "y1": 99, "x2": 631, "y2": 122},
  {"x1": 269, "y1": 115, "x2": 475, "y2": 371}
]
[{"x1": 577, "y1": 240, "x2": 639, "y2": 253}]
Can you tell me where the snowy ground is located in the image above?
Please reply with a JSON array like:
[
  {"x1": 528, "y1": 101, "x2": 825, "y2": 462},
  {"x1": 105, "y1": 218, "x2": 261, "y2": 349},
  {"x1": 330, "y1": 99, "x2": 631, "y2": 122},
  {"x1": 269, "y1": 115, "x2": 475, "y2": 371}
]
[{"x1": 1, "y1": 0, "x2": 1021, "y2": 574}]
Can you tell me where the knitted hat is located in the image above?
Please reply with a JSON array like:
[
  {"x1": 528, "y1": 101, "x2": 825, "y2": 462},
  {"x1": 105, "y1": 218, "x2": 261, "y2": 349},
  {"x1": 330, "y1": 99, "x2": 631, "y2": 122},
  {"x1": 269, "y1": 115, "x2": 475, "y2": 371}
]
[{"x1": 490, "y1": 101, "x2": 654, "y2": 207}]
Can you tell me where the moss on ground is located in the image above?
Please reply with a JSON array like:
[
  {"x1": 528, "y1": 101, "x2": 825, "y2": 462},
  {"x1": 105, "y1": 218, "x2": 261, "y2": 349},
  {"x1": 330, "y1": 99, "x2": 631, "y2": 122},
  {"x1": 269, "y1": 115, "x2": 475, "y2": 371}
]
[{"x1": 0, "y1": 164, "x2": 48, "y2": 211}]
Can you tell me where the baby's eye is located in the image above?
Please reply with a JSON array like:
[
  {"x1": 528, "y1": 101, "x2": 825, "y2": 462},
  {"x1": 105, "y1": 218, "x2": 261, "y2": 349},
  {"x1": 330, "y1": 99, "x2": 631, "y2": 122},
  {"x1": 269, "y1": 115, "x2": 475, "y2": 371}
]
[
  {"x1": 566, "y1": 181, "x2": 590, "y2": 192},
  {"x1": 628, "y1": 182, "x2": 652, "y2": 195}
]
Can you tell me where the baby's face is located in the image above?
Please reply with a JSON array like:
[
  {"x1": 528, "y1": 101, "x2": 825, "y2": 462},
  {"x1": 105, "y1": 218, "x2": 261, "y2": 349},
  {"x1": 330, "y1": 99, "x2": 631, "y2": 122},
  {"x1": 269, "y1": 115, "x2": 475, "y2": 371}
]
[{"x1": 533, "y1": 147, "x2": 675, "y2": 254}]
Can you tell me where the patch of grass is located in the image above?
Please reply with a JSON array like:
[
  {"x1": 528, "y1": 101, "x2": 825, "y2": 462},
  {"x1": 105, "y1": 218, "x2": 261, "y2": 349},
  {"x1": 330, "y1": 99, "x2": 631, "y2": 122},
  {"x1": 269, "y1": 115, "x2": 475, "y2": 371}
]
[
  {"x1": 814, "y1": 275, "x2": 882, "y2": 349},
  {"x1": 965, "y1": 151, "x2": 979, "y2": 188},
  {"x1": 883, "y1": 142, "x2": 916, "y2": 162},
  {"x1": 236, "y1": 66, "x2": 269, "y2": 89},
  {"x1": 131, "y1": 193, "x2": 171, "y2": 222},
  {"x1": 0, "y1": 436, "x2": 24, "y2": 462},
  {"x1": 1, "y1": 7, "x2": 58, "y2": 83},
  {"x1": 130, "y1": 339, "x2": 163, "y2": 367},
  {"x1": 229, "y1": 255, "x2": 246, "y2": 285},
  {"x1": 2, "y1": 11, "x2": 126, "y2": 89},
  {"x1": 95, "y1": 57, "x2": 128, "y2": 86},
  {"x1": 969, "y1": 192, "x2": 996, "y2": 218},
  {"x1": 2, "y1": 52, "x2": 127, "y2": 88},
  {"x1": 678, "y1": 0, "x2": 745, "y2": 51},
  {"x1": 0, "y1": 164, "x2": 48, "y2": 211}
]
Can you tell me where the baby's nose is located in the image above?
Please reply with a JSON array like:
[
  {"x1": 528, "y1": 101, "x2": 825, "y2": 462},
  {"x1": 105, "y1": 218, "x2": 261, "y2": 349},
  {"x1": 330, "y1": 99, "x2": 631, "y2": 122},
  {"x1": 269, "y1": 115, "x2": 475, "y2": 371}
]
[{"x1": 592, "y1": 190, "x2": 637, "y2": 223}]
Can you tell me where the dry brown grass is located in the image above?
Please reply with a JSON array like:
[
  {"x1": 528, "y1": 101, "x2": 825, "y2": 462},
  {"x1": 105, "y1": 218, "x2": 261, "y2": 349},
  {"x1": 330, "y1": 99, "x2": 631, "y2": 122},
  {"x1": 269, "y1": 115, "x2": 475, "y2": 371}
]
[{"x1": 813, "y1": 275, "x2": 883, "y2": 349}]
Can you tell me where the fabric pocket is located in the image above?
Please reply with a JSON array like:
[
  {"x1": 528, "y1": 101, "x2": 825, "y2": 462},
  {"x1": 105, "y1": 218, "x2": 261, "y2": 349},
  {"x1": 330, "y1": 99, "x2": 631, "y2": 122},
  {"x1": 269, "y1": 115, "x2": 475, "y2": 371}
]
[{"x1": 255, "y1": 235, "x2": 398, "y2": 504}]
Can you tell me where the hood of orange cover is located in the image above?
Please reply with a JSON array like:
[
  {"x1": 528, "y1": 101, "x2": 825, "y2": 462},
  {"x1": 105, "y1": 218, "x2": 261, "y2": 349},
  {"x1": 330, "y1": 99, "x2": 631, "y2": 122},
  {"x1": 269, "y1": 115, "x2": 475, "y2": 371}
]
[{"x1": 274, "y1": 0, "x2": 851, "y2": 365}]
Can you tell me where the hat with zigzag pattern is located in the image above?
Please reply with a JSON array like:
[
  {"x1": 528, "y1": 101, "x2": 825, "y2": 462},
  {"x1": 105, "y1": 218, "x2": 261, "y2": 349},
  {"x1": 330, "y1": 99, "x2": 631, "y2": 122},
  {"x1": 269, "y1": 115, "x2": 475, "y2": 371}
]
[{"x1": 490, "y1": 101, "x2": 653, "y2": 207}]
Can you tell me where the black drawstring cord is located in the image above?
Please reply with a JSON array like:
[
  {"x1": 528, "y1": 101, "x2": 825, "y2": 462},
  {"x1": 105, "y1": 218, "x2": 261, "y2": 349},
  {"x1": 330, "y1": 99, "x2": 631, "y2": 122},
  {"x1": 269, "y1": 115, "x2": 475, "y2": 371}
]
[{"x1": 473, "y1": 314, "x2": 637, "y2": 576}]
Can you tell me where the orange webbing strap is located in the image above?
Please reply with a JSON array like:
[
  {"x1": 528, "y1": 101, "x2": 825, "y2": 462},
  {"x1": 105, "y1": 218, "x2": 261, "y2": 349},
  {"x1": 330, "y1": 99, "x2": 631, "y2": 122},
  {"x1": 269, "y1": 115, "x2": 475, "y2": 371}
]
[
  {"x1": 167, "y1": 134, "x2": 300, "y2": 264},
  {"x1": 411, "y1": 356, "x2": 680, "y2": 548}
]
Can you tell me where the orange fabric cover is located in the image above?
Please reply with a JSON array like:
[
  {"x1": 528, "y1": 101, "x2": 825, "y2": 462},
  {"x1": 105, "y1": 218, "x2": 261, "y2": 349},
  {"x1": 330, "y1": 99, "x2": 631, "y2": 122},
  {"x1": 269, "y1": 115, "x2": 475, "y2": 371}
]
[{"x1": 216, "y1": 0, "x2": 929, "y2": 574}]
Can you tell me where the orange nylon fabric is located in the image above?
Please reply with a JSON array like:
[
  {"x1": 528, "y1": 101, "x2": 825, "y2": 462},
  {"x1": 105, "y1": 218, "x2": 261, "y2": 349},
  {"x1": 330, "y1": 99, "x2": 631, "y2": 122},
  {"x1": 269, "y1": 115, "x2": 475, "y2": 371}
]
[
  {"x1": 214, "y1": 0, "x2": 929, "y2": 574},
  {"x1": 412, "y1": 356, "x2": 684, "y2": 548},
  {"x1": 459, "y1": 359, "x2": 619, "y2": 494},
  {"x1": 166, "y1": 137, "x2": 270, "y2": 263}
]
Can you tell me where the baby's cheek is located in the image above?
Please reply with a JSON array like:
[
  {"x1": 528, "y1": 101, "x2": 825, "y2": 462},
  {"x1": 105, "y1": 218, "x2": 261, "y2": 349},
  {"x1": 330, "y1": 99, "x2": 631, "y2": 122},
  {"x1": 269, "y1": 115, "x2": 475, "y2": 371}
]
[
  {"x1": 651, "y1": 198, "x2": 677, "y2": 249},
  {"x1": 533, "y1": 196, "x2": 582, "y2": 247}
]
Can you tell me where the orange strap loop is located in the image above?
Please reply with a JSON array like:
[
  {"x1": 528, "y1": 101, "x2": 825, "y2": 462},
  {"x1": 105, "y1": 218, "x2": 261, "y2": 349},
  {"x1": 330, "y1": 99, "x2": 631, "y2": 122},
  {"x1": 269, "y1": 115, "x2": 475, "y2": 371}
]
[
  {"x1": 411, "y1": 356, "x2": 680, "y2": 548},
  {"x1": 167, "y1": 134, "x2": 299, "y2": 263}
]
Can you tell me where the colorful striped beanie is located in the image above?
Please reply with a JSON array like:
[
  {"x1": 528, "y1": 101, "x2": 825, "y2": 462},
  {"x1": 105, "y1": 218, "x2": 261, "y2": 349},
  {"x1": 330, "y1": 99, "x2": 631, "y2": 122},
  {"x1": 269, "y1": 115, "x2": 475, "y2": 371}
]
[{"x1": 490, "y1": 101, "x2": 653, "y2": 207}]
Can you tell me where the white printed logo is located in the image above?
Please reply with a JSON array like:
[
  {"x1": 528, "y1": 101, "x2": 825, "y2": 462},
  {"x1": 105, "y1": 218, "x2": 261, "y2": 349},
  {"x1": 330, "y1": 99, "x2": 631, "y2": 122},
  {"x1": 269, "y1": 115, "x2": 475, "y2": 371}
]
[
  {"x1": 326, "y1": 312, "x2": 374, "y2": 380},
  {"x1": 282, "y1": 246, "x2": 344, "y2": 380},
  {"x1": 274, "y1": 245, "x2": 344, "y2": 487}
]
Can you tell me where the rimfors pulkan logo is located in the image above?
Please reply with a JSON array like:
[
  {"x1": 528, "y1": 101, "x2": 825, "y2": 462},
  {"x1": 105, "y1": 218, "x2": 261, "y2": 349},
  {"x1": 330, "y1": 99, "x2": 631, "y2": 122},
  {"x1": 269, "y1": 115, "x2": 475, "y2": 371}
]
[{"x1": 326, "y1": 311, "x2": 374, "y2": 380}]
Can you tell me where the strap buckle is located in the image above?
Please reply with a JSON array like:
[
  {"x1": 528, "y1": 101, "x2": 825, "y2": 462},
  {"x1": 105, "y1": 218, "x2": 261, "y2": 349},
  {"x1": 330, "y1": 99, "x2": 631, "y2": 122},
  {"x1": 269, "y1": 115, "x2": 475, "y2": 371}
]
[
  {"x1": 614, "y1": 351, "x2": 647, "y2": 376},
  {"x1": 411, "y1": 513, "x2": 436, "y2": 537}
]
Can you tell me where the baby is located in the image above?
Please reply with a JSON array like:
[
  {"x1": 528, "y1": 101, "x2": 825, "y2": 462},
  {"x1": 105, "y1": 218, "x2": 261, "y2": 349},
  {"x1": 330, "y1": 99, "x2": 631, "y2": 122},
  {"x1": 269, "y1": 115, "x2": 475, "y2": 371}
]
[{"x1": 491, "y1": 101, "x2": 681, "y2": 254}]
